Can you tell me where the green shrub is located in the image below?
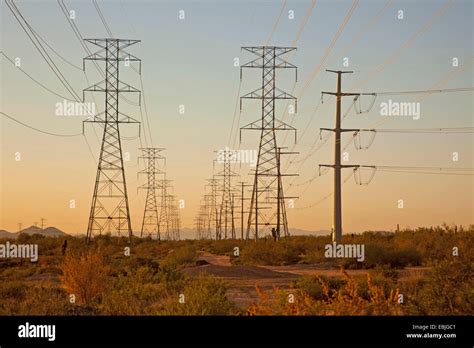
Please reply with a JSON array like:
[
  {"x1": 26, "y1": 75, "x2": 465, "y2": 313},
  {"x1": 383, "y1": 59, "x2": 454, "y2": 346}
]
[
  {"x1": 294, "y1": 275, "x2": 345, "y2": 300},
  {"x1": 160, "y1": 275, "x2": 236, "y2": 315},
  {"x1": 240, "y1": 240, "x2": 300, "y2": 265},
  {"x1": 0, "y1": 281, "x2": 70, "y2": 315},
  {"x1": 360, "y1": 244, "x2": 422, "y2": 269},
  {"x1": 100, "y1": 266, "x2": 165, "y2": 315},
  {"x1": 160, "y1": 245, "x2": 197, "y2": 269},
  {"x1": 407, "y1": 258, "x2": 473, "y2": 315},
  {"x1": 356, "y1": 274, "x2": 392, "y2": 301}
]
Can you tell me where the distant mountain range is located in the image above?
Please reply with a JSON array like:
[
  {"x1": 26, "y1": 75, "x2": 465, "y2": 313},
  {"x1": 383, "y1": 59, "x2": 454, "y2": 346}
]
[{"x1": 0, "y1": 226, "x2": 68, "y2": 239}]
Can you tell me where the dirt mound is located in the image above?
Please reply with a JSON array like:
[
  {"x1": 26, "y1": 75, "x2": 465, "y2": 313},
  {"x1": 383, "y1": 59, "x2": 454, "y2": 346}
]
[
  {"x1": 197, "y1": 253, "x2": 232, "y2": 266},
  {"x1": 195, "y1": 259, "x2": 210, "y2": 266},
  {"x1": 182, "y1": 264, "x2": 298, "y2": 279}
]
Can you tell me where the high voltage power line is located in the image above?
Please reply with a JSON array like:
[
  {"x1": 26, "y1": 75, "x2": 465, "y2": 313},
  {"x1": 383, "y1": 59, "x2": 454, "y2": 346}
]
[
  {"x1": 295, "y1": 163, "x2": 474, "y2": 211},
  {"x1": 0, "y1": 111, "x2": 82, "y2": 137},
  {"x1": 355, "y1": 127, "x2": 474, "y2": 134},
  {"x1": 7, "y1": 0, "x2": 113, "y2": 161},
  {"x1": 4, "y1": 0, "x2": 171, "y2": 239},
  {"x1": 91, "y1": 1, "x2": 154, "y2": 147},
  {"x1": 279, "y1": 0, "x2": 362, "y2": 167},
  {"x1": 225, "y1": 0, "x2": 471, "y2": 242},
  {"x1": 337, "y1": 0, "x2": 394, "y2": 59},
  {"x1": 5, "y1": 0, "x2": 82, "y2": 101},
  {"x1": 103, "y1": 0, "x2": 181, "y2": 237},
  {"x1": 88, "y1": 0, "x2": 181, "y2": 238},
  {"x1": 282, "y1": 0, "x2": 458, "y2": 176},
  {"x1": 92, "y1": 0, "x2": 113, "y2": 37},
  {"x1": 298, "y1": 0, "x2": 359, "y2": 102},
  {"x1": 208, "y1": 2, "x2": 312, "y2": 240},
  {"x1": 278, "y1": 0, "x2": 356, "y2": 141},
  {"x1": 79, "y1": 0, "x2": 154, "y2": 148},
  {"x1": 230, "y1": 0, "x2": 318, "y2": 152},
  {"x1": 265, "y1": 0, "x2": 287, "y2": 45},
  {"x1": 351, "y1": 0, "x2": 456, "y2": 91},
  {"x1": 4, "y1": 1, "x2": 472, "y2": 240},
  {"x1": 1, "y1": 51, "x2": 77, "y2": 101},
  {"x1": 286, "y1": 82, "x2": 474, "y2": 194},
  {"x1": 359, "y1": 87, "x2": 474, "y2": 96}
]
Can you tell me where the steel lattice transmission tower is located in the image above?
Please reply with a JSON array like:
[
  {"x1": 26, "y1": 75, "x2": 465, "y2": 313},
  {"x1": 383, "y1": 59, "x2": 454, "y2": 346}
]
[
  {"x1": 202, "y1": 195, "x2": 213, "y2": 239},
  {"x1": 158, "y1": 178, "x2": 172, "y2": 240},
  {"x1": 239, "y1": 46, "x2": 298, "y2": 240},
  {"x1": 83, "y1": 39, "x2": 141, "y2": 243},
  {"x1": 138, "y1": 148, "x2": 165, "y2": 239},
  {"x1": 168, "y1": 196, "x2": 181, "y2": 240},
  {"x1": 195, "y1": 196, "x2": 209, "y2": 239},
  {"x1": 206, "y1": 177, "x2": 220, "y2": 239},
  {"x1": 216, "y1": 149, "x2": 238, "y2": 239}
]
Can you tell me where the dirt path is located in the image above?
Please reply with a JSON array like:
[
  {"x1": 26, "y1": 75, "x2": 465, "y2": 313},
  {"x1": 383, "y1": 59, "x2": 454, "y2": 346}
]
[
  {"x1": 194, "y1": 253, "x2": 428, "y2": 281},
  {"x1": 189, "y1": 253, "x2": 327, "y2": 308},
  {"x1": 197, "y1": 252, "x2": 232, "y2": 266},
  {"x1": 187, "y1": 253, "x2": 428, "y2": 309}
]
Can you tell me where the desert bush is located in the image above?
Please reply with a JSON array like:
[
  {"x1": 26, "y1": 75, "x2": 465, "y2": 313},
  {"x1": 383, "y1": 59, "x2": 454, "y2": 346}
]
[
  {"x1": 15, "y1": 283, "x2": 70, "y2": 315},
  {"x1": 160, "y1": 274, "x2": 236, "y2": 315},
  {"x1": 17, "y1": 233, "x2": 45, "y2": 244},
  {"x1": 199, "y1": 239, "x2": 245, "y2": 256},
  {"x1": 157, "y1": 265, "x2": 186, "y2": 292},
  {"x1": 370, "y1": 264, "x2": 399, "y2": 281},
  {"x1": 132, "y1": 240, "x2": 175, "y2": 260},
  {"x1": 15, "y1": 234, "x2": 66, "y2": 257},
  {"x1": 0, "y1": 281, "x2": 71, "y2": 315},
  {"x1": 406, "y1": 258, "x2": 473, "y2": 315},
  {"x1": 246, "y1": 287, "x2": 323, "y2": 315},
  {"x1": 299, "y1": 249, "x2": 327, "y2": 264},
  {"x1": 100, "y1": 266, "x2": 165, "y2": 315},
  {"x1": 0, "y1": 226, "x2": 470, "y2": 316},
  {"x1": 0, "y1": 264, "x2": 37, "y2": 280},
  {"x1": 0, "y1": 281, "x2": 29, "y2": 303},
  {"x1": 293, "y1": 275, "x2": 345, "y2": 300},
  {"x1": 356, "y1": 274, "x2": 393, "y2": 301},
  {"x1": 316, "y1": 272, "x2": 401, "y2": 315},
  {"x1": 239, "y1": 239, "x2": 300, "y2": 265},
  {"x1": 59, "y1": 249, "x2": 109, "y2": 305},
  {"x1": 341, "y1": 244, "x2": 422, "y2": 269},
  {"x1": 123, "y1": 256, "x2": 160, "y2": 274},
  {"x1": 160, "y1": 245, "x2": 197, "y2": 269},
  {"x1": 248, "y1": 272, "x2": 402, "y2": 316}
]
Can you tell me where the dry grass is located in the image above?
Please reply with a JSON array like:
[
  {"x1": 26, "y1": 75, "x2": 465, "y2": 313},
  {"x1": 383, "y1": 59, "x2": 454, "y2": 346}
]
[
  {"x1": 59, "y1": 249, "x2": 109, "y2": 305},
  {"x1": 0, "y1": 225, "x2": 471, "y2": 315},
  {"x1": 246, "y1": 271, "x2": 402, "y2": 315}
]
